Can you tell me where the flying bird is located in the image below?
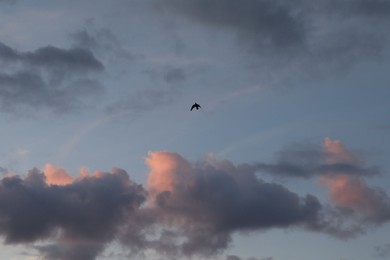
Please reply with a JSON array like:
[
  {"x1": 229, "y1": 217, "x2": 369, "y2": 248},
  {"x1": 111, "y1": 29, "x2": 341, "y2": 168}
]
[{"x1": 191, "y1": 102, "x2": 201, "y2": 111}]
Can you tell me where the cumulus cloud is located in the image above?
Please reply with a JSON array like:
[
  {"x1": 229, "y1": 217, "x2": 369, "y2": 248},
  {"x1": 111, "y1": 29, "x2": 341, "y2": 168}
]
[
  {"x1": 0, "y1": 139, "x2": 389, "y2": 259},
  {"x1": 116, "y1": 151, "x2": 322, "y2": 258},
  {"x1": 0, "y1": 168, "x2": 145, "y2": 260},
  {"x1": 319, "y1": 174, "x2": 390, "y2": 223}
]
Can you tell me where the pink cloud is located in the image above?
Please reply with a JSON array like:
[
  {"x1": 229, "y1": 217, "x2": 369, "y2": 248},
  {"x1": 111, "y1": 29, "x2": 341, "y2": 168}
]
[
  {"x1": 323, "y1": 137, "x2": 359, "y2": 165},
  {"x1": 319, "y1": 138, "x2": 390, "y2": 222},
  {"x1": 146, "y1": 151, "x2": 193, "y2": 201},
  {"x1": 43, "y1": 164, "x2": 73, "y2": 186}
]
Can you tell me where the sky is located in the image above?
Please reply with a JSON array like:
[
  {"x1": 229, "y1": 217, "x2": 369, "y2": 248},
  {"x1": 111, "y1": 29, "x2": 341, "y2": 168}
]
[{"x1": 0, "y1": 0, "x2": 389, "y2": 259}]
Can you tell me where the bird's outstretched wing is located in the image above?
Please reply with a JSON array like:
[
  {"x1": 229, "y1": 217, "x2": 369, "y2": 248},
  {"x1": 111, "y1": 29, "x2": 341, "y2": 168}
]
[{"x1": 191, "y1": 103, "x2": 201, "y2": 111}]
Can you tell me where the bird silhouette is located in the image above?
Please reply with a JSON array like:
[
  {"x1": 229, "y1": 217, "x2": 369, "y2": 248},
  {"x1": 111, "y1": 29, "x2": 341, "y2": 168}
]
[{"x1": 191, "y1": 102, "x2": 201, "y2": 111}]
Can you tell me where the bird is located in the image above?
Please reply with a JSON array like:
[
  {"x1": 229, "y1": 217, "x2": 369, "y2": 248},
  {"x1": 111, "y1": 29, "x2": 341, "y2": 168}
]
[{"x1": 190, "y1": 102, "x2": 201, "y2": 111}]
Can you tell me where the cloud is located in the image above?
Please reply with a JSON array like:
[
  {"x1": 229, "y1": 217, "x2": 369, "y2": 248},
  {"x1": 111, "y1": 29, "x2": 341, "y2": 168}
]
[
  {"x1": 319, "y1": 175, "x2": 390, "y2": 223},
  {"x1": 0, "y1": 42, "x2": 103, "y2": 73},
  {"x1": 69, "y1": 26, "x2": 137, "y2": 62},
  {"x1": 241, "y1": 138, "x2": 379, "y2": 179},
  {"x1": 375, "y1": 243, "x2": 390, "y2": 258},
  {"x1": 156, "y1": 0, "x2": 390, "y2": 76},
  {"x1": 0, "y1": 140, "x2": 388, "y2": 259},
  {"x1": 0, "y1": 41, "x2": 104, "y2": 115},
  {"x1": 0, "y1": 168, "x2": 145, "y2": 259},
  {"x1": 43, "y1": 164, "x2": 73, "y2": 186},
  {"x1": 139, "y1": 151, "x2": 323, "y2": 256},
  {"x1": 158, "y1": 0, "x2": 307, "y2": 50},
  {"x1": 226, "y1": 256, "x2": 261, "y2": 260}
]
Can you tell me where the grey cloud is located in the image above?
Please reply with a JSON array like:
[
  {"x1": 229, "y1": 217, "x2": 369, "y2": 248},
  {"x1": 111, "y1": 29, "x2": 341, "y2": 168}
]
[
  {"x1": 70, "y1": 27, "x2": 137, "y2": 62},
  {"x1": 0, "y1": 147, "x2": 388, "y2": 259},
  {"x1": 239, "y1": 142, "x2": 379, "y2": 178},
  {"x1": 326, "y1": 0, "x2": 390, "y2": 17},
  {"x1": 226, "y1": 256, "x2": 242, "y2": 260},
  {"x1": 156, "y1": 0, "x2": 390, "y2": 76},
  {"x1": 131, "y1": 149, "x2": 390, "y2": 257},
  {"x1": 375, "y1": 243, "x2": 390, "y2": 258},
  {"x1": 120, "y1": 152, "x2": 323, "y2": 257},
  {"x1": 0, "y1": 42, "x2": 103, "y2": 73},
  {"x1": 35, "y1": 244, "x2": 103, "y2": 260},
  {"x1": 0, "y1": 42, "x2": 19, "y2": 61},
  {"x1": 0, "y1": 71, "x2": 104, "y2": 114},
  {"x1": 24, "y1": 46, "x2": 103, "y2": 73},
  {"x1": 0, "y1": 71, "x2": 48, "y2": 113},
  {"x1": 0, "y1": 169, "x2": 145, "y2": 259},
  {"x1": 158, "y1": 0, "x2": 307, "y2": 50},
  {"x1": 226, "y1": 256, "x2": 261, "y2": 260},
  {"x1": 0, "y1": 41, "x2": 104, "y2": 115}
]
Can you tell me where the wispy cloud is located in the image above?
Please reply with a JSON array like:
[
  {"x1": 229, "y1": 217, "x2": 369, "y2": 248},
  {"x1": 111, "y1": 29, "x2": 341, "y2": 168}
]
[
  {"x1": 156, "y1": 0, "x2": 390, "y2": 78},
  {"x1": 0, "y1": 41, "x2": 104, "y2": 115},
  {"x1": 375, "y1": 243, "x2": 390, "y2": 258},
  {"x1": 240, "y1": 137, "x2": 379, "y2": 179}
]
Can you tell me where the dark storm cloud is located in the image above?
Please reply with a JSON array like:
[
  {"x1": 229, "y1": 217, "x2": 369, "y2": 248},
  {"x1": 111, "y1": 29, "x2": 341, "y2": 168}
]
[{"x1": 0, "y1": 41, "x2": 104, "y2": 114}]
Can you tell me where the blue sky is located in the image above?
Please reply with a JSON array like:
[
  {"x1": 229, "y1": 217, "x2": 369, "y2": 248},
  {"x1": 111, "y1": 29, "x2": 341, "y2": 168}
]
[{"x1": 0, "y1": 1, "x2": 389, "y2": 260}]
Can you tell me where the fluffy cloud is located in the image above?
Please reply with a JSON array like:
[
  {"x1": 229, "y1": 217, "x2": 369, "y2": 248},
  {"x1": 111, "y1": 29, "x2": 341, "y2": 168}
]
[
  {"x1": 141, "y1": 151, "x2": 322, "y2": 256},
  {"x1": 0, "y1": 168, "x2": 145, "y2": 260},
  {"x1": 0, "y1": 139, "x2": 389, "y2": 259}
]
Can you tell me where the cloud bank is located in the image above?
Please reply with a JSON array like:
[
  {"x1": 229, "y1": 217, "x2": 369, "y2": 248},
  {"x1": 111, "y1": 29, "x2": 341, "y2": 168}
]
[{"x1": 0, "y1": 138, "x2": 389, "y2": 259}]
